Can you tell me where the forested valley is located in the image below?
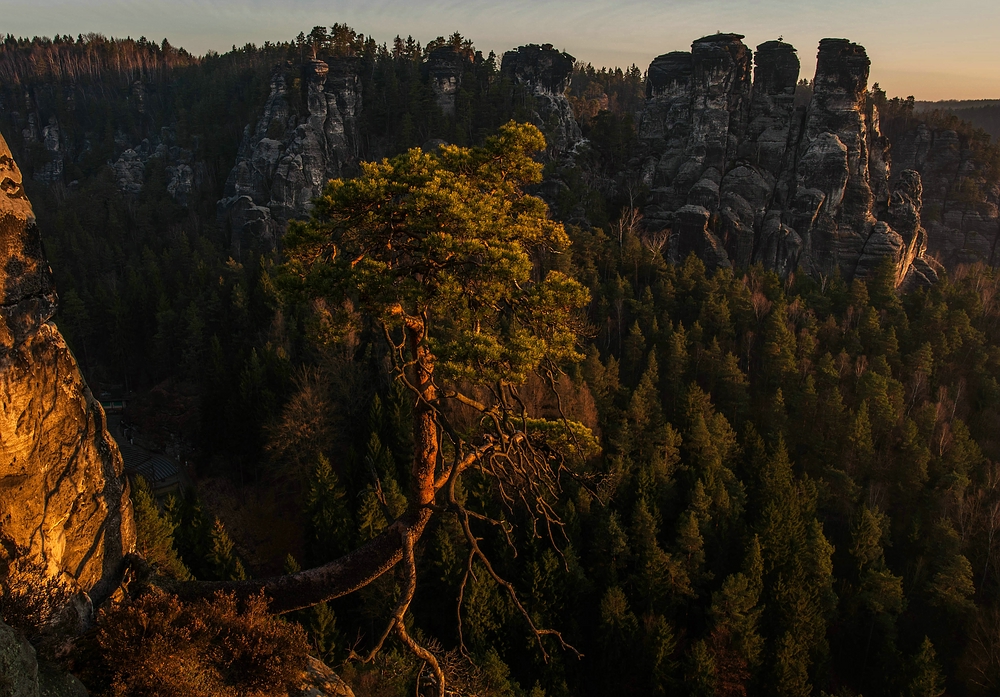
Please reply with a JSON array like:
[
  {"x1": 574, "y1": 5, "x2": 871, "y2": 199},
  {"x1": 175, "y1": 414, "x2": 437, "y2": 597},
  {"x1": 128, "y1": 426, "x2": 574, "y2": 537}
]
[{"x1": 3, "y1": 27, "x2": 1000, "y2": 697}]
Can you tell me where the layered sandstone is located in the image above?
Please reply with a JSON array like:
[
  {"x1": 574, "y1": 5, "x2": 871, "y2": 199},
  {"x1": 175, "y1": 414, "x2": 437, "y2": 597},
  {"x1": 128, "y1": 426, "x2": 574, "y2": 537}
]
[
  {"x1": 501, "y1": 45, "x2": 582, "y2": 155},
  {"x1": 218, "y1": 58, "x2": 362, "y2": 253},
  {"x1": 638, "y1": 34, "x2": 938, "y2": 286},
  {"x1": 0, "y1": 133, "x2": 134, "y2": 602}
]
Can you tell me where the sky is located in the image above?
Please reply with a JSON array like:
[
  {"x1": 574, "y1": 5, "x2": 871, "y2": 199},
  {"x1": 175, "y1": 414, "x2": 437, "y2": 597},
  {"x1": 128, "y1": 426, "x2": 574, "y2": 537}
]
[{"x1": 4, "y1": 0, "x2": 1000, "y2": 101}]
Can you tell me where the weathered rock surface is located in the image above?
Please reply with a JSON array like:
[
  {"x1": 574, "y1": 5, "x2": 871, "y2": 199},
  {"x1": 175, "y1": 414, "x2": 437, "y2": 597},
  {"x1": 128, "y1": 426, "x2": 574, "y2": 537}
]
[
  {"x1": 640, "y1": 35, "x2": 752, "y2": 228},
  {"x1": 891, "y1": 122, "x2": 1000, "y2": 266},
  {"x1": 0, "y1": 618, "x2": 37, "y2": 697},
  {"x1": 218, "y1": 58, "x2": 361, "y2": 253},
  {"x1": 0, "y1": 619, "x2": 88, "y2": 697},
  {"x1": 426, "y1": 46, "x2": 467, "y2": 117},
  {"x1": 111, "y1": 149, "x2": 144, "y2": 195},
  {"x1": 0, "y1": 133, "x2": 134, "y2": 601},
  {"x1": 638, "y1": 34, "x2": 938, "y2": 286},
  {"x1": 501, "y1": 45, "x2": 582, "y2": 155},
  {"x1": 292, "y1": 657, "x2": 355, "y2": 697}
]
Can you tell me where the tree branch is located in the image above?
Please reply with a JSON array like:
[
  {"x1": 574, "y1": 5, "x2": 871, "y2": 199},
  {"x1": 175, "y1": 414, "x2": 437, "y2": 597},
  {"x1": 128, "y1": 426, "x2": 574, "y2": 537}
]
[{"x1": 160, "y1": 507, "x2": 433, "y2": 614}]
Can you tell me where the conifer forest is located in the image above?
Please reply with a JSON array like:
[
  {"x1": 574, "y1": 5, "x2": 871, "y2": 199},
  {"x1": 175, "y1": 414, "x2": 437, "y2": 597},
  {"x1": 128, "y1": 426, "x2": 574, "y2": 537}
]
[{"x1": 3, "y1": 26, "x2": 1000, "y2": 697}]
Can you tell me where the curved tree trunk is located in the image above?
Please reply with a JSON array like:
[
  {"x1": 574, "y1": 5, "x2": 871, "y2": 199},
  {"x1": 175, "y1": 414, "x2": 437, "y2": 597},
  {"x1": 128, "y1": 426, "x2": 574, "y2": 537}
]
[
  {"x1": 163, "y1": 507, "x2": 432, "y2": 614},
  {"x1": 164, "y1": 321, "x2": 440, "y2": 615}
]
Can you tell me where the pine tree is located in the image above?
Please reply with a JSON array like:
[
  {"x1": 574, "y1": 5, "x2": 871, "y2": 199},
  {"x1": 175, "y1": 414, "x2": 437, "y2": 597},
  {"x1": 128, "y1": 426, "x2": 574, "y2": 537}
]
[
  {"x1": 907, "y1": 637, "x2": 945, "y2": 697},
  {"x1": 706, "y1": 536, "x2": 764, "y2": 694},
  {"x1": 207, "y1": 517, "x2": 248, "y2": 582},
  {"x1": 304, "y1": 454, "x2": 351, "y2": 563},
  {"x1": 131, "y1": 476, "x2": 191, "y2": 580},
  {"x1": 749, "y1": 438, "x2": 835, "y2": 696},
  {"x1": 623, "y1": 321, "x2": 647, "y2": 387}
]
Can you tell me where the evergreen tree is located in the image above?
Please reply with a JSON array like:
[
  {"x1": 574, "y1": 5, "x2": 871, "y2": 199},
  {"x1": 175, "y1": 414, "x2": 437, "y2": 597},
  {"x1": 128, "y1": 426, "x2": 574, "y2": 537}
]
[
  {"x1": 131, "y1": 476, "x2": 191, "y2": 580},
  {"x1": 907, "y1": 637, "x2": 946, "y2": 697},
  {"x1": 206, "y1": 517, "x2": 248, "y2": 582},
  {"x1": 304, "y1": 454, "x2": 352, "y2": 564}
]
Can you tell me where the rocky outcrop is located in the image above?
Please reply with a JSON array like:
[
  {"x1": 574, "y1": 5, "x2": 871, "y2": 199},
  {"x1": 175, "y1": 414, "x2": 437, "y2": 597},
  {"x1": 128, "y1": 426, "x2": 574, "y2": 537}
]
[
  {"x1": 294, "y1": 657, "x2": 355, "y2": 697},
  {"x1": 638, "y1": 34, "x2": 938, "y2": 286},
  {"x1": 108, "y1": 127, "x2": 199, "y2": 202},
  {"x1": 111, "y1": 149, "x2": 143, "y2": 194},
  {"x1": 0, "y1": 619, "x2": 88, "y2": 697},
  {"x1": 426, "y1": 47, "x2": 466, "y2": 117},
  {"x1": 891, "y1": 122, "x2": 1000, "y2": 267},
  {"x1": 218, "y1": 58, "x2": 361, "y2": 253},
  {"x1": 501, "y1": 45, "x2": 582, "y2": 155},
  {"x1": 640, "y1": 34, "x2": 752, "y2": 229},
  {"x1": 0, "y1": 133, "x2": 134, "y2": 602}
]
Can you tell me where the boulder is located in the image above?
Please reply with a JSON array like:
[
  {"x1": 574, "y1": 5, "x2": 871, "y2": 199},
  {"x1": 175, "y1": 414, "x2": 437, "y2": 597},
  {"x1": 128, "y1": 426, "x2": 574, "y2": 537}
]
[
  {"x1": 293, "y1": 657, "x2": 355, "y2": 697},
  {"x1": 0, "y1": 619, "x2": 88, "y2": 697}
]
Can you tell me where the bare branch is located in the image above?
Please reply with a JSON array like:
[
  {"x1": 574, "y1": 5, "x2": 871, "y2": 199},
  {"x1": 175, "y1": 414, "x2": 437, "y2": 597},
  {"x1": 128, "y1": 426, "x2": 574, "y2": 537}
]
[{"x1": 454, "y1": 504, "x2": 582, "y2": 661}]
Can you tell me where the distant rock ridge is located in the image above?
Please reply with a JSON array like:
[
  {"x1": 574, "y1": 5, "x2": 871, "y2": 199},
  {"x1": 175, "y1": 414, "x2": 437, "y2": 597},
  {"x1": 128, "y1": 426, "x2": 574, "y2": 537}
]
[
  {"x1": 639, "y1": 34, "x2": 939, "y2": 286},
  {"x1": 0, "y1": 131, "x2": 134, "y2": 602},
  {"x1": 218, "y1": 57, "x2": 362, "y2": 254},
  {"x1": 425, "y1": 46, "x2": 468, "y2": 117},
  {"x1": 11, "y1": 82, "x2": 201, "y2": 203},
  {"x1": 501, "y1": 44, "x2": 582, "y2": 155}
]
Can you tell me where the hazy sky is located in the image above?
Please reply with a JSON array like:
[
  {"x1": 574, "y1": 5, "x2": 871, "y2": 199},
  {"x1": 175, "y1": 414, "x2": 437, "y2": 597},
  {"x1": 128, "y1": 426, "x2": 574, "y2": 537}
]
[{"x1": 5, "y1": 0, "x2": 1000, "y2": 100}]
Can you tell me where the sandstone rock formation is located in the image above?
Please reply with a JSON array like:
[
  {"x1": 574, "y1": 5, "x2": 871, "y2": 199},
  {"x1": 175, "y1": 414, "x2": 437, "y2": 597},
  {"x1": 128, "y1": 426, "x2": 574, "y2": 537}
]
[
  {"x1": 111, "y1": 149, "x2": 144, "y2": 195},
  {"x1": 638, "y1": 34, "x2": 938, "y2": 286},
  {"x1": 891, "y1": 122, "x2": 1000, "y2": 267},
  {"x1": 0, "y1": 132, "x2": 134, "y2": 603},
  {"x1": 426, "y1": 46, "x2": 466, "y2": 117},
  {"x1": 501, "y1": 45, "x2": 582, "y2": 155},
  {"x1": 218, "y1": 58, "x2": 361, "y2": 253}
]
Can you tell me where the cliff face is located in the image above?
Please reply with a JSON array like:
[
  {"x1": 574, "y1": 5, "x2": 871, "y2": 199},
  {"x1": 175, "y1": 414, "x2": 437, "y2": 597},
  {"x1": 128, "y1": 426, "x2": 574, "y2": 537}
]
[
  {"x1": 0, "y1": 132, "x2": 134, "y2": 602},
  {"x1": 639, "y1": 34, "x2": 938, "y2": 286},
  {"x1": 218, "y1": 58, "x2": 361, "y2": 253},
  {"x1": 891, "y1": 122, "x2": 1000, "y2": 267},
  {"x1": 501, "y1": 45, "x2": 582, "y2": 155},
  {"x1": 8, "y1": 82, "x2": 203, "y2": 204},
  {"x1": 426, "y1": 46, "x2": 466, "y2": 117}
]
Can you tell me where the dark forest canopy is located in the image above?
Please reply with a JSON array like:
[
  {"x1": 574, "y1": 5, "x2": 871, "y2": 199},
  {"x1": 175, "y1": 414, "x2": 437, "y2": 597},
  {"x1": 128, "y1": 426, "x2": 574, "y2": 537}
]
[{"x1": 5, "y1": 26, "x2": 1000, "y2": 697}]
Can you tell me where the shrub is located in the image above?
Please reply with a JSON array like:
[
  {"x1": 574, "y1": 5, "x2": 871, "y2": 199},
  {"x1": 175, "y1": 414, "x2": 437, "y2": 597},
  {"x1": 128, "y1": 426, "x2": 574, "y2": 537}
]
[
  {"x1": 0, "y1": 554, "x2": 77, "y2": 654},
  {"x1": 80, "y1": 589, "x2": 309, "y2": 696}
]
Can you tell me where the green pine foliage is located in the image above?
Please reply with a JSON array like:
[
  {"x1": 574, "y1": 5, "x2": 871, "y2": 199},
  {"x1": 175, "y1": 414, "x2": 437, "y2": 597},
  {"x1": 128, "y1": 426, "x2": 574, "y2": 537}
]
[
  {"x1": 130, "y1": 476, "x2": 192, "y2": 580},
  {"x1": 303, "y1": 454, "x2": 352, "y2": 564},
  {"x1": 207, "y1": 517, "x2": 248, "y2": 582}
]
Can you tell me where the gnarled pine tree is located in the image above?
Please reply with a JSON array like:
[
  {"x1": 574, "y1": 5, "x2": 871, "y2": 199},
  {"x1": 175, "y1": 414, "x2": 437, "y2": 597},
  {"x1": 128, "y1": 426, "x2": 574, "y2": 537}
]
[{"x1": 165, "y1": 122, "x2": 594, "y2": 693}]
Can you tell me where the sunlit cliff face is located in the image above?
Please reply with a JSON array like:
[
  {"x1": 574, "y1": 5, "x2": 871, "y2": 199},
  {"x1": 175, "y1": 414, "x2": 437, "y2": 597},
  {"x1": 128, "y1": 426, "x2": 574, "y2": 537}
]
[
  {"x1": 0, "y1": 137, "x2": 37, "y2": 297},
  {"x1": 0, "y1": 132, "x2": 134, "y2": 599},
  {"x1": 0, "y1": 136, "x2": 55, "y2": 352}
]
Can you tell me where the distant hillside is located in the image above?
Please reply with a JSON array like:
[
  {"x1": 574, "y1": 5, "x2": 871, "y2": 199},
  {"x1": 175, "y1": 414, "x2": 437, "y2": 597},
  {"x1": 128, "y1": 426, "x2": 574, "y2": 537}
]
[{"x1": 915, "y1": 99, "x2": 1000, "y2": 142}]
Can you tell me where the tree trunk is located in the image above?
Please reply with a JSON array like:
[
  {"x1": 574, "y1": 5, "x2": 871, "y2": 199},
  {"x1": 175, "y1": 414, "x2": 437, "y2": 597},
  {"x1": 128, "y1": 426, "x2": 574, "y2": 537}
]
[
  {"x1": 162, "y1": 506, "x2": 431, "y2": 613},
  {"x1": 162, "y1": 321, "x2": 441, "y2": 615}
]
